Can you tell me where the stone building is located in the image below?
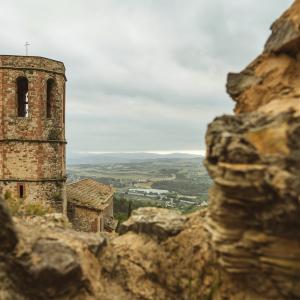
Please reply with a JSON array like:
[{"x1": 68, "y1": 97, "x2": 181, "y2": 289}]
[
  {"x1": 0, "y1": 54, "x2": 116, "y2": 231},
  {"x1": 67, "y1": 179, "x2": 116, "y2": 232},
  {"x1": 0, "y1": 55, "x2": 67, "y2": 212}
]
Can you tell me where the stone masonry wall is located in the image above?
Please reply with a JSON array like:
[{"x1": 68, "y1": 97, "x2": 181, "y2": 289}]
[
  {"x1": 0, "y1": 181, "x2": 64, "y2": 210},
  {"x1": 68, "y1": 196, "x2": 114, "y2": 233},
  {"x1": 0, "y1": 56, "x2": 66, "y2": 211},
  {"x1": 72, "y1": 206, "x2": 98, "y2": 232}
]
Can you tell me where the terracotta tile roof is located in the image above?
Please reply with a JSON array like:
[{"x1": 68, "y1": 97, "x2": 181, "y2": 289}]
[{"x1": 67, "y1": 179, "x2": 114, "y2": 210}]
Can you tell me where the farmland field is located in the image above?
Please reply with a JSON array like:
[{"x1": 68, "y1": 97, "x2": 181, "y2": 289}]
[{"x1": 67, "y1": 156, "x2": 212, "y2": 222}]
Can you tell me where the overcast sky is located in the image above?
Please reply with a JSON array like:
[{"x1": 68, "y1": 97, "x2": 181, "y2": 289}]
[{"x1": 0, "y1": 0, "x2": 293, "y2": 156}]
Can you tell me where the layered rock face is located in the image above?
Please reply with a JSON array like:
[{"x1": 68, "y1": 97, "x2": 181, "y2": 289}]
[
  {"x1": 205, "y1": 0, "x2": 300, "y2": 298},
  {"x1": 1, "y1": 1, "x2": 300, "y2": 299},
  {"x1": 227, "y1": 0, "x2": 300, "y2": 114},
  {"x1": 206, "y1": 102, "x2": 300, "y2": 298}
]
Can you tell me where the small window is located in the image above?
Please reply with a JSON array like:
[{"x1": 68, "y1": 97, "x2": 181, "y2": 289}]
[
  {"x1": 17, "y1": 77, "x2": 29, "y2": 117},
  {"x1": 46, "y1": 79, "x2": 55, "y2": 118},
  {"x1": 18, "y1": 184, "x2": 25, "y2": 198}
]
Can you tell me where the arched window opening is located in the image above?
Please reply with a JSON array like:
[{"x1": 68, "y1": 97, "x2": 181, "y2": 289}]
[
  {"x1": 46, "y1": 79, "x2": 55, "y2": 118},
  {"x1": 17, "y1": 77, "x2": 29, "y2": 117}
]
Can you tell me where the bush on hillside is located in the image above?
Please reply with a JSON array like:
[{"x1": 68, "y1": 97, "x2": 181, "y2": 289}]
[{"x1": 4, "y1": 190, "x2": 53, "y2": 217}]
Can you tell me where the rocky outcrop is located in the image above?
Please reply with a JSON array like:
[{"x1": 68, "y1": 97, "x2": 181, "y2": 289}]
[
  {"x1": 265, "y1": 1, "x2": 300, "y2": 54},
  {"x1": 119, "y1": 207, "x2": 187, "y2": 241},
  {"x1": 227, "y1": 0, "x2": 300, "y2": 114},
  {"x1": 0, "y1": 201, "x2": 215, "y2": 300},
  {"x1": 100, "y1": 209, "x2": 216, "y2": 300},
  {"x1": 205, "y1": 101, "x2": 300, "y2": 298},
  {"x1": 0, "y1": 201, "x2": 106, "y2": 300},
  {"x1": 206, "y1": 0, "x2": 300, "y2": 298}
]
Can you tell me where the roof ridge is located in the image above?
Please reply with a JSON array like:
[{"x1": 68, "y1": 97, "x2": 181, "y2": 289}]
[
  {"x1": 67, "y1": 178, "x2": 114, "y2": 210},
  {"x1": 67, "y1": 178, "x2": 90, "y2": 185}
]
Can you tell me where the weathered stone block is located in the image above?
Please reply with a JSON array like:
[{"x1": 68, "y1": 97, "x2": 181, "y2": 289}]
[{"x1": 119, "y1": 207, "x2": 187, "y2": 241}]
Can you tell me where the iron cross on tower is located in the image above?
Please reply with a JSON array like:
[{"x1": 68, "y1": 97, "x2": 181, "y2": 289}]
[{"x1": 24, "y1": 42, "x2": 30, "y2": 56}]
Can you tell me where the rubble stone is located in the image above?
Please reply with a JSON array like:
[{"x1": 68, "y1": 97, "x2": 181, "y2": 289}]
[{"x1": 119, "y1": 207, "x2": 187, "y2": 241}]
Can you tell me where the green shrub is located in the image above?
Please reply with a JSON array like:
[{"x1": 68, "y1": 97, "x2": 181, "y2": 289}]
[
  {"x1": 3, "y1": 190, "x2": 53, "y2": 217},
  {"x1": 23, "y1": 202, "x2": 53, "y2": 216},
  {"x1": 4, "y1": 191, "x2": 21, "y2": 216}
]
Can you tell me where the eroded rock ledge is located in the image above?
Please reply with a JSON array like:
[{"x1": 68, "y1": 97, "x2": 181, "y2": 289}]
[
  {"x1": 0, "y1": 202, "x2": 214, "y2": 300},
  {"x1": 1, "y1": 1, "x2": 300, "y2": 299},
  {"x1": 205, "y1": 100, "x2": 300, "y2": 298},
  {"x1": 227, "y1": 0, "x2": 300, "y2": 114}
]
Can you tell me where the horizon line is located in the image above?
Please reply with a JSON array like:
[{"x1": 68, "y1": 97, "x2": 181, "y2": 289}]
[{"x1": 72, "y1": 150, "x2": 206, "y2": 156}]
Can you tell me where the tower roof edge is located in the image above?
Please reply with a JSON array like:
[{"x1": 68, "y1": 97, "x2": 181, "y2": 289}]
[{"x1": 0, "y1": 55, "x2": 66, "y2": 74}]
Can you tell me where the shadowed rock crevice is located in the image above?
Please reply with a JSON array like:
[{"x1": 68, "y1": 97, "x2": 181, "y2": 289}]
[{"x1": 0, "y1": 199, "x2": 18, "y2": 253}]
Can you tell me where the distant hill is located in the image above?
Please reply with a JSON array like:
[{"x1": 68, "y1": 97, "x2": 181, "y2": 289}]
[{"x1": 67, "y1": 152, "x2": 204, "y2": 165}]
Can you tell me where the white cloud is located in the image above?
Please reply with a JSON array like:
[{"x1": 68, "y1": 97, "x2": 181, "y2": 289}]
[{"x1": 0, "y1": 0, "x2": 293, "y2": 154}]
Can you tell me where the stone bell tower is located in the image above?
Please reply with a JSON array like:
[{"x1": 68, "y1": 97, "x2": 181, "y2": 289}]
[{"x1": 0, "y1": 55, "x2": 67, "y2": 213}]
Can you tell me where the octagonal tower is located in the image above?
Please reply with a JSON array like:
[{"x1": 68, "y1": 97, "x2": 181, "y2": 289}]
[{"x1": 0, "y1": 55, "x2": 67, "y2": 213}]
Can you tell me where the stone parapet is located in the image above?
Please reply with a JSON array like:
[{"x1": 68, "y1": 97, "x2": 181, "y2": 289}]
[{"x1": 0, "y1": 55, "x2": 65, "y2": 76}]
